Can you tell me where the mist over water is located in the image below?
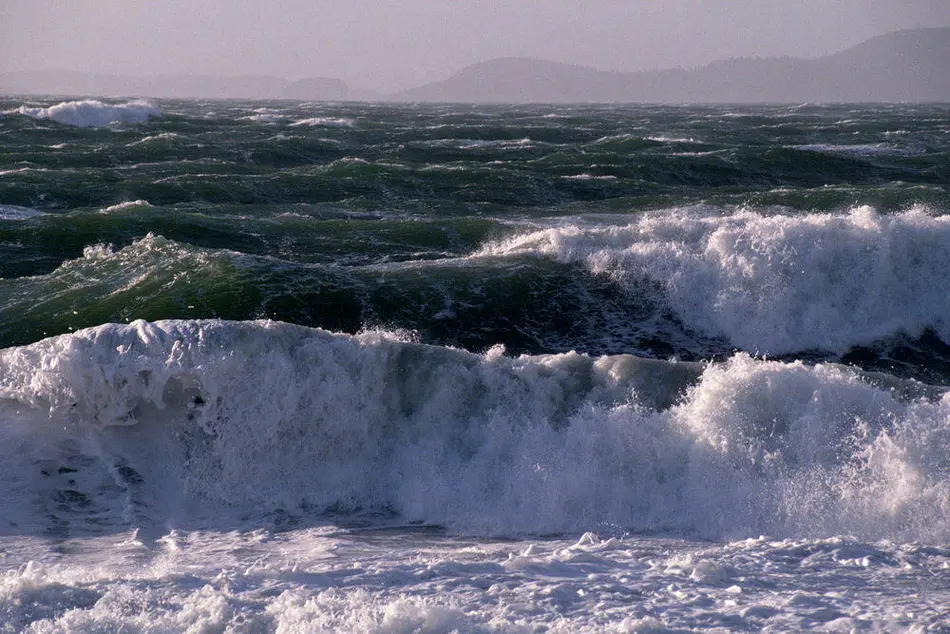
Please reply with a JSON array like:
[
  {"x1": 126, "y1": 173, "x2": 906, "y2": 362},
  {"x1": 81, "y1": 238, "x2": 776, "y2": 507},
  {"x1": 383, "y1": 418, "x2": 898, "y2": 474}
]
[
  {"x1": 3, "y1": 1, "x2": 950, "y2": 95},
  {"x1": 1, "y1": 98, "x2": 950, "y2": 630}
]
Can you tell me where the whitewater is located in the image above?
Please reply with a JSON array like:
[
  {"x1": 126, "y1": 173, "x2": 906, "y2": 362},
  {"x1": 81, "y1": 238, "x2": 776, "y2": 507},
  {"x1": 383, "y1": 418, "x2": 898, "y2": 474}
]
[{"x1": 1, "y1": 98, "x2": 949, "y2": 631}]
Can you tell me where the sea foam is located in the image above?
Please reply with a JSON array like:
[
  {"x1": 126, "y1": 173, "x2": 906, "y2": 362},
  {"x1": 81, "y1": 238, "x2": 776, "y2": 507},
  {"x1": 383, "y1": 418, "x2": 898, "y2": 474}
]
[
  {"x1": 0, "y1": 204, "x2": 43, "y2": 220},
  {"x1": 1, "y1": 319, "x2": 947, "y2": 540},
  {"x1": 290, "y1": 117, "x2": 355, "y2": 128},
  {"x1": 481, "y1": 205, "x2": 950, "y2": 355},
  {"x1": 101, "y1": 200, "x2": 154, "y2": 214},
  {"x1": 15, "y1": 100, "x2": 160, "y2": 127}
]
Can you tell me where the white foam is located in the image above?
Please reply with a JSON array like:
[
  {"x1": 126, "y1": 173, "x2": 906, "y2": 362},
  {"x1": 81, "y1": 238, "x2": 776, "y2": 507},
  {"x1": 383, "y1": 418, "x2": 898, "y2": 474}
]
[
  {"x1": 411, "y1": 138, "x2": 534, "y2": 150},
  {"x1": 0, "y1": 204, "x2": 43, "y2": 220},
  {"x1": 1, "y1": 320, "x2": 948, "y2": 541},
  {"x1": 457, "y1": 138, "x2": 533, "y2": 149},
  {"x1": 561, "y1": 174, "x2": 618, "y2": 181},
  {"x1": 646, "y1": 136, "x2": 697, "y2": 143},
  {"x1": 481, "y1": 205, "x2": 950, "y2": 354},
  {"x1": 15, "y1": 100, "x2": 160, "y2": 128},
  {"x1": 126, "y1": 132, "x2": 179, "y2": 147},
  {"x1": 100, "y1": 200, "x2": 154, "y2": 214},
  {"x1": 289, "y1": 117, "x2": 355, "y2": 128},
  {"x1": 81, "y1": 243, "x2": 116, "y2": 260},
  {"x1": 2, "y1": 529, "x2": 947, "y2": 631},
  {"x1": 792, "y1": 143, "x2": 909, "y2": 157},
  {"x1": 242, "y1": 113, "x2": 286, "y2": 123}
]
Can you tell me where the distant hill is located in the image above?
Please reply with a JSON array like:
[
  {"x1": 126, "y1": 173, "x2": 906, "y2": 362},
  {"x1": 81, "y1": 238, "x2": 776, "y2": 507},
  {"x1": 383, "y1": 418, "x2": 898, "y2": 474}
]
[
  {"x1": 394, "y1": 27, "x2": 950, "y2": 103},
  {"x1": 0, "y1": 71, "x2": 355, "y2": 101},
  {"x1": 2, "y1": 28, "x2": 948, "y2": 103}
]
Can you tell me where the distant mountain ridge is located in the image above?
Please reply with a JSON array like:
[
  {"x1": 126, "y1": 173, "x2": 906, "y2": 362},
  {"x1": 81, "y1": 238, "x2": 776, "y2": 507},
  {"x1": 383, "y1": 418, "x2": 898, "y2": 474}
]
[
  {"x1": 0, "y1": 71, "x2": 368, "y2": 101},
  {"x1": 395, "y1": 27, "x2": 950, "y2": 103},
  {"x1": 1, "y1": 28, "x2": 948, "y2": 103}
]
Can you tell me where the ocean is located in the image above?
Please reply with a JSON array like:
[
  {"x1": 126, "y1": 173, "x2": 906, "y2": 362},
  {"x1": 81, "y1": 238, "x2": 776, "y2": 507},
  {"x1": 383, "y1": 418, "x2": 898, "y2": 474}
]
[{"x1": 1, "y1": 97, "x2": 949, "y2": 631}]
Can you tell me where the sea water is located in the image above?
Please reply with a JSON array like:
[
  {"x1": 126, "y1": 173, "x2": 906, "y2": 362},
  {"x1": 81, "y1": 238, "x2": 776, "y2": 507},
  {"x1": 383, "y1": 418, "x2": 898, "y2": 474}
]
[{"x1": 1, "y1": 99, "x2": 949, "y2": 631}]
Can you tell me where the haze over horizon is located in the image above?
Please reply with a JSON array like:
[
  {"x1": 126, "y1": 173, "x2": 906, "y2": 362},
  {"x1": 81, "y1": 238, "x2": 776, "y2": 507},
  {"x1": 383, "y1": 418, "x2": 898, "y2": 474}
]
[{"x1": 3, "y1": 0, "x2": 950, "y2": 93}]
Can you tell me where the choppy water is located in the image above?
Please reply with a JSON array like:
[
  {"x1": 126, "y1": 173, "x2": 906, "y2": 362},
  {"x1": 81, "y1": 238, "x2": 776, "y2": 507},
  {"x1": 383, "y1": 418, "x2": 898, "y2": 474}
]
[{"x1": 1, "y1": 98, "x2": 950, "y2": 631}]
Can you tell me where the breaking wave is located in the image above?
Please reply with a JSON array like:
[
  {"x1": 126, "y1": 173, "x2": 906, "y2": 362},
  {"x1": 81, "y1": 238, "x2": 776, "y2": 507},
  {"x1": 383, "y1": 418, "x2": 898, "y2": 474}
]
[
  {"x1": 290, "y1": 117, "x2": 355, "y2": 128},
  {"x1": 14, "y1": 99, "x2": 160, "y2": 127},
  {"x1": 1, "y1": 319, "x2": 948, "y2": 541},
  {"x1": 482, "y1": 205, "x2": 950, "y2": 355}
]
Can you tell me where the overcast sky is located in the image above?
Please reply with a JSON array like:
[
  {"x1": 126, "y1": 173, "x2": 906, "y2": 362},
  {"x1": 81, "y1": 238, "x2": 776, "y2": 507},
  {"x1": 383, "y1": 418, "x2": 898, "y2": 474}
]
[{"x1": 2, "y1": 0, "x2": 949, "y2": 93}]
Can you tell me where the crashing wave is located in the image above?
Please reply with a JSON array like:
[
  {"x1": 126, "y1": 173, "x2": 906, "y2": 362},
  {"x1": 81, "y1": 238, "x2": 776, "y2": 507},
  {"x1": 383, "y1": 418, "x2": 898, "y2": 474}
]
[
  {"x1": 15, "y1": 99, "x2": 161, "y2": 128},
  {"x1": 481, "y1": 205, "x2": 950, "y2": 355},
  {"x1": 1, "y1": 319, "x2": 947, "y2": 540}
]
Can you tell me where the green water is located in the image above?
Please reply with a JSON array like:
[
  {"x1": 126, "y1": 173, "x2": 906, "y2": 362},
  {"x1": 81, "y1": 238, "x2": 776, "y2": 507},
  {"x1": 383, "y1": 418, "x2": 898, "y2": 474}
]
[{"x1": 2, "y1": 99, "x2": 949, "y2": 379}]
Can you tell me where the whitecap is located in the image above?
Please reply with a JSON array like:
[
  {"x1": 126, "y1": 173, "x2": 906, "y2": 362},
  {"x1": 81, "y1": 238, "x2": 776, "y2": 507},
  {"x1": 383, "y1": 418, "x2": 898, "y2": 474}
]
[
  {"x1": 101, "y1": 200, "x2": 154, "y2": 214},
  {"x1": 560, "y1": 174, "x2": 618, "y2": 181},
  {"x1": 0, "y1": 204, "x2": 43, "y2": 220},
  {"x1": 480, "y1": 204, "x2": 950, "y2": 355},
  {"x1": 289, "y1": 117, "x2": 355, "y2": 128},
  {"x1": 15, "y1": 99, "x2": 161, "y2": 128},
  {"x1": 646, "y1": 135, "x2": 697, "y2": 143},
  {"x1": 792, "y1": 142, "x2": 907, "y2": 157},
  {"x1": 242, "y1": 114, "x2": 286, "y2": 123},
  {"x1": 126, "y1": 132, "x2": 179, "y2": 147}
]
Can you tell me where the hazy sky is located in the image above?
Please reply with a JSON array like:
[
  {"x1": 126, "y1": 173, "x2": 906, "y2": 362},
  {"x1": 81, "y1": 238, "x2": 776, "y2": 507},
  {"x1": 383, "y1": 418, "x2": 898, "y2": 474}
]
[{"x1": 2, "y1": 0, "x2": 949, "y2": 93}]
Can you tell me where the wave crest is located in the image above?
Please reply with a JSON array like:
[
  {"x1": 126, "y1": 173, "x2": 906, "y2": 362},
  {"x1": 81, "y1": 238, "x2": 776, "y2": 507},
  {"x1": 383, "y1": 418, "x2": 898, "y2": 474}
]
[
  {"x1": 482, "y1": 205, "x2": 950, "y2": 355},
  {"x1": 15, "y1": 100, "x2": 160, "y2": 127},
  {"x1": 1, "y1": 320, "x2": 948, "y2": 541}
]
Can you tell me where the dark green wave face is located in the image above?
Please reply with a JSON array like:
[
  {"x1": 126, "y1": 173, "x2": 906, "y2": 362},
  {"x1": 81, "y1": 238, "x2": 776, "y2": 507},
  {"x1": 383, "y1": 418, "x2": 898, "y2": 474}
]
[{"x1": 2, "y1": 99, "x2": 949, "y2": 381}]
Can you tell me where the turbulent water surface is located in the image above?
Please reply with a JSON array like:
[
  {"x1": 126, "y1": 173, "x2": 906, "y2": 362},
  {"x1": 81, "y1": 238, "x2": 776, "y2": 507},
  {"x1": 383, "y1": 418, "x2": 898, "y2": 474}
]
[{"x1": 1, "y1": 98, "x2": 950, "y2": 631}]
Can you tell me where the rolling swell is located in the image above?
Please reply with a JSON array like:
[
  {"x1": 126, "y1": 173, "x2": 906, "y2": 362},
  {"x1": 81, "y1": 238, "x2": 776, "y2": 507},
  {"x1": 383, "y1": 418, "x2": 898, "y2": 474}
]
[
  {"x1": 0, "y1": 205, "x2": 499, "y2": 278},
  {"x1": 2, "y1": 101, "x2": 947, "y2": 211},
  {"x1": 0, "y1": 233, "x2": 687, "y2": 359},
  {"x1": 1, "y1": 319, "x2": 948, "y2": 540},
  {"x1": 4, "y1": 204, "x2": 950, "y2": 379}
]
